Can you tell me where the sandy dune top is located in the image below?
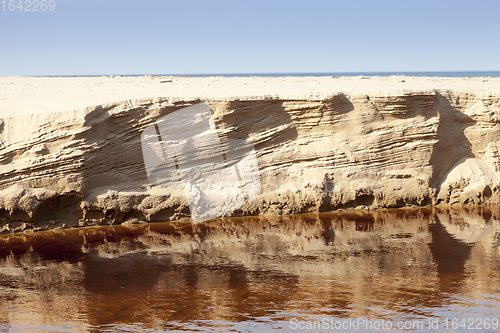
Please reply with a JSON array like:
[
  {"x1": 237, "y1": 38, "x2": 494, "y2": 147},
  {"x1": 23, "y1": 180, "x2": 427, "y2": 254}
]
[{"x1": 1, "y1": 75, "x2": 500, "y2": 117}]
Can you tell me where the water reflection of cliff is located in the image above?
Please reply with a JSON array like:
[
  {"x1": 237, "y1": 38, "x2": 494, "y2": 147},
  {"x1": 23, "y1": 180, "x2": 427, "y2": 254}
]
[{"x1": 0, "y1": 207, "x2": 499, "y2": 331}]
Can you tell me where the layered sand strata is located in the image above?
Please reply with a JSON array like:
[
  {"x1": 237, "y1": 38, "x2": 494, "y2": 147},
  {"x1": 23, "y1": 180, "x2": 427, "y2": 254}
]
[{"x1": 0, "y1": 76, "x2": 500, "y2": 232}]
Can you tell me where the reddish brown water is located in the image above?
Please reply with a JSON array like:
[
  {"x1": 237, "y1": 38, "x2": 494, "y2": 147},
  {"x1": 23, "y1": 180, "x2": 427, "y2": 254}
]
[{"x1": 0, "y1": 207, "x2": 499, "y2": 332}]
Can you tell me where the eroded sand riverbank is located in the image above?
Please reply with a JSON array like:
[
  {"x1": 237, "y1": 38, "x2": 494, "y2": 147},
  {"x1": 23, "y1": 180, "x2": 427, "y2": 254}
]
[{"x1": 1, "y1": 76, "x2": 500, "y2": 232}]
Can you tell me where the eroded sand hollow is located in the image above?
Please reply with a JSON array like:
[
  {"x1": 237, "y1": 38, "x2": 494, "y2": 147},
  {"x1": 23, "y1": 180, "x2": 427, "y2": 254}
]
[{"x1": 1, "y1": 76, "x2": 500, "y2": 232}]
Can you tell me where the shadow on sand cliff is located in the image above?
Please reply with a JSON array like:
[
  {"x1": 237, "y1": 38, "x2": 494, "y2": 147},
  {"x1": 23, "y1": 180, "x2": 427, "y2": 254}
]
[
  {"x1": 212, "y1": 99, "x2": 299, "y2": 149},
  {"x1": 75, "y1": 100, "x2": 299, "y2": 224},
  {"x1": 80, "y1": 100, "x2": 299, "y2": 198},
  {"x1": 429, "y1": 93, "x2": 475, "y2": 191}
]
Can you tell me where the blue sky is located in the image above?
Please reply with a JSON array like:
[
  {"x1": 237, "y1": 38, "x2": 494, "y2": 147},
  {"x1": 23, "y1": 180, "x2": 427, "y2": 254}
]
[{"x1": 1, "y1": 0, "x2": 499, "y2": 75}]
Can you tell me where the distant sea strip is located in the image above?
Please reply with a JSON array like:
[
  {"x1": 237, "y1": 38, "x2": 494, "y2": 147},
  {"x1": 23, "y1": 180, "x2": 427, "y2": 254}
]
[
  {"x1": 167, "y1": 71, "x2": 500, "y2": 78},
  {"x1": 46, "y1": 71, "x2": 500, "y2": 78}
]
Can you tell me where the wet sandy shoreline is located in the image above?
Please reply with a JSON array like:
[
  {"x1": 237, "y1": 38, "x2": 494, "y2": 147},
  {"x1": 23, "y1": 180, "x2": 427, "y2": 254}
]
[{"x1": 0, "y1": 206, "x2": 497, "y2": 257}]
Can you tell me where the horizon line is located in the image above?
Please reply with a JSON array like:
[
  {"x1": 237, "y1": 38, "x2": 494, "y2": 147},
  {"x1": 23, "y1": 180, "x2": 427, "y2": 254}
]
[{"x1": 4, "y1": 70, "x2": 500, "y2": 78}]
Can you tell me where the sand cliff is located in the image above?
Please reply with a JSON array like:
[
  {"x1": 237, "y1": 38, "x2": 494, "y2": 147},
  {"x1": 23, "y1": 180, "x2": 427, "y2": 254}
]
[{"x1": 1, "y1": 76, "x2": 500, "y2": 232}]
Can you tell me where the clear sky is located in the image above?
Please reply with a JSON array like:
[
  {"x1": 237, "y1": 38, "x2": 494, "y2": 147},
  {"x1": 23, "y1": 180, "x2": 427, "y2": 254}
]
[{"x1": 1, "y1": 0, "x2": 499, "y2": 76}]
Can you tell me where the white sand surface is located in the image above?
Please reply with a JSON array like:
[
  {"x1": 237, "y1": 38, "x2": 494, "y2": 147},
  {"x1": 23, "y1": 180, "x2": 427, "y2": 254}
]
[{"x1": 1, "y1": 75, "x2": 500, "y2": 116}]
